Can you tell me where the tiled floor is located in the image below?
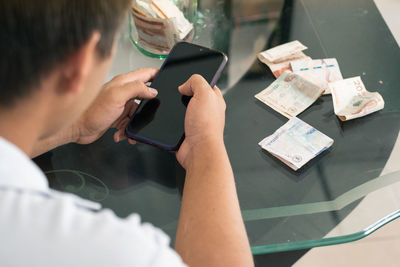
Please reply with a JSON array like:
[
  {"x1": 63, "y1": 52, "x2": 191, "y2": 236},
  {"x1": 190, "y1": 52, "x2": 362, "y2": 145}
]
[
  {"x1": 375, "y1": 0, "x2": 400, "y2": 45},
  {"x1": 294, "y1": 218, "x2": 400, "y2": 267},
  {"x1": 293, "y1": 0, "x2": 400, "y2": 266}
]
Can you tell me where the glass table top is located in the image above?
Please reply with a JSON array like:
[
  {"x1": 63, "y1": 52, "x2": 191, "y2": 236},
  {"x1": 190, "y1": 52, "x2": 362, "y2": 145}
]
[{"x1": 34, "y1": 0, "x2": 400, "y2": 254}]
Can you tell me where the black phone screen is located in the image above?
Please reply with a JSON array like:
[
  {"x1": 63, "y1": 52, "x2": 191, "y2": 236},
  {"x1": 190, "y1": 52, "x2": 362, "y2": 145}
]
[{"x1": 127, "y1": 42, "x2": 227, "y2": 150}]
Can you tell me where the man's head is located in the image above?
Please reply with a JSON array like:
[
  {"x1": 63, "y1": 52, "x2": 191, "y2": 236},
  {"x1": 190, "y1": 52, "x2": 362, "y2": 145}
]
[{"x1": 0, "y1": 0, "x2": 131, "y2": 137}]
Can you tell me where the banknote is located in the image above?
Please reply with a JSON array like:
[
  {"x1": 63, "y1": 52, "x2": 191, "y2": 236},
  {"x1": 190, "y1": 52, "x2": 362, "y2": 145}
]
[
  {"x1": 329, "y1": 77, "x2": 385, "y2": 121},
  {"x1": 291, "y1": 58, "x2": 343, "y2": 94},
  {"x1": 258, "y1": 51, "x2": 311, "y2": 78},
  {"x1": 255, "y1": 71, "x2": 324, "y2": 118},
  {"x1": 131, "y1": 0, "x2": 193, "y2": 52},
  {"x1": 258, "y1": 40, "x2": 308, "y2": 63},
  {"x1": 259, "y1": 117, "x2": 334, "y2": 171}
]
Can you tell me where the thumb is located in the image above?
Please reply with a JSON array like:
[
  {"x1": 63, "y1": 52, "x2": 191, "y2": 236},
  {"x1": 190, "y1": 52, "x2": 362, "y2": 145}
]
[
  {"x1": 115, "y1": 80, "x2": 158, "y2": 103},
  {"x1": 178, "y1": 74, "x2": 210, "y2": 99}
]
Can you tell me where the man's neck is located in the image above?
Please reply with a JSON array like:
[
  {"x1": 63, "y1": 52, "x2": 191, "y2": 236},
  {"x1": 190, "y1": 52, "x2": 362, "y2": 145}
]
[{"x1": 0, "y1": 98, "x2": 47, "y2": 156}]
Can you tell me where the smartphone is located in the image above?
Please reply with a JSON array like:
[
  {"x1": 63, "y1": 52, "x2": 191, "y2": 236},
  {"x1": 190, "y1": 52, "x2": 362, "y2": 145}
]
[{"x1": 125, "y1": 42, "x2": 228, "y2": 151}]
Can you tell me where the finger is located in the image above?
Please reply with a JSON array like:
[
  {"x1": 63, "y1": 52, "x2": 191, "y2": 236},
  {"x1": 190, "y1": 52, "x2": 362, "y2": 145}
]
[
  {"x1": 111, "y1": 99, "x2": 135, "y2": 128},
  {"x1": 117, "y1": 130, "x2": 127, "y2": 142},
  {"x1": 178, "y1": 74, "x2": 211, "y2": 99},
  {"x1": 212, "y1": 86, "x2": 226, "y2": 110},
  {"x1": 114, "y1": 101, "x2": 139, "y2": 129},
  {"x1": 113, "y1": 80, "x2": 158, "y2": 105},
  {"x1": 114, "y1": 68, "x2": 158, "y2": 84},
  {"x1": 115, "y1": 117, "x2": 130, "y2": 131},
  {"x1": 114, "y1": 128, "x2": 129, "y2": 143},
  {"x1": 213, "y1": 85, "x2": 223, "y2": 98},
  {"x1": 113, "y1": 130, "x2": 122, "y2": 142},
  {"x1": 110, "y1": 100, "x2": 135, "y2": 129},
  {"x1": 128, "y1": 139, "x2": 137, "y2": 145},
  {"x1": 129, "y1": 102, "x2": 139, "y2": 117},
  {"x1": 117, "y1": 130, "x2": 137, "y2": 145}
]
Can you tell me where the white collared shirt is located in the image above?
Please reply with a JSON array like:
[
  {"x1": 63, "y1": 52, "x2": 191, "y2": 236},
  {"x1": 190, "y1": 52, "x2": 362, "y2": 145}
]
[{"x1": 0, "y1": 137, "x2": 186, "y2": 267}]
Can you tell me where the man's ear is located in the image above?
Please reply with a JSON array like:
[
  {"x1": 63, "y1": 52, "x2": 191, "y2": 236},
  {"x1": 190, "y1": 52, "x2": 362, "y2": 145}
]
[{"x1": 58, "y1": 31, "x2": 101, "y2": 96}]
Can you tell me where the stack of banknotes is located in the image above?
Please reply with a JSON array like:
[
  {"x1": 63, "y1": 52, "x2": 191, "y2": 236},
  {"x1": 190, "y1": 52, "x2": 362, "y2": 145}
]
[
  {"x1": 131, "y1": 0, "x2": 194, "y2": 52},
  {"x1": 256, "y1": 40, "x2": 385, "y2": 171}
]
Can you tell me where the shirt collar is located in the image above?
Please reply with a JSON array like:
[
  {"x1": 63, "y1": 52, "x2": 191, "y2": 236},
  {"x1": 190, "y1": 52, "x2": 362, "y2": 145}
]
[{"x1": 0, "y1": 137, "x2": 101, "y2": 211}]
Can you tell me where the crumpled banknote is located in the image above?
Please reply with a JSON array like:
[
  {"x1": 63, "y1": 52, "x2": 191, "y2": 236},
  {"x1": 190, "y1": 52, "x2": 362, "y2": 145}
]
[{"x1": 329, "y1": 76, "x2": 385, "y2": 121}]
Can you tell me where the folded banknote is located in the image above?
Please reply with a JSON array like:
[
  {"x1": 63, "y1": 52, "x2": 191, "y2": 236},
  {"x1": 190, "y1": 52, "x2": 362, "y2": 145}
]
[
  {"x1": 258, "y1": 51, "x2": 311, "y2": 78},
  {"x1": 291, "y1": 58, "x2": 343, "y2": 94},
  {"x1": 259, "y1": 40, "x2": 308, "y2": 63},
  {"x1": 259, "y1": 117, "x2": 334, "y2": 171}
]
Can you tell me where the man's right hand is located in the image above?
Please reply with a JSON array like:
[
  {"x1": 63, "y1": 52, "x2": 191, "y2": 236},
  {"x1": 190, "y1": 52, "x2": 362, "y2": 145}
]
[
  {"x1": 176, "y1": 74, "x2": 226, "y2": 169},
  {"x1": 174, "y1": 74, "x2": 253, "y2": 267}
]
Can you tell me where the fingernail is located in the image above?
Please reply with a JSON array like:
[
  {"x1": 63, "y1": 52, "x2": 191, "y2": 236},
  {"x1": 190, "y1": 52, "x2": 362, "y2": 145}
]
[{"x1": 149, "y1": 87, "x2": 158, "y2": 96}]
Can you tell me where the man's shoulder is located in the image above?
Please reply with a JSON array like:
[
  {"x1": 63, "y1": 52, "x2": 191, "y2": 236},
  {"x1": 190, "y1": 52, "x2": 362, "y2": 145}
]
[{"x1": 0, "y1": 188, "x2": 186, "y2": 267}]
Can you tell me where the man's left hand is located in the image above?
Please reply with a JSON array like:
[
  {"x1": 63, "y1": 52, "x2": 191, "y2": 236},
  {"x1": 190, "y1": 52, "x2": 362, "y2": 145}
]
[{"x1": 74, "y1": 68, "x2": 158, "y2": 145}]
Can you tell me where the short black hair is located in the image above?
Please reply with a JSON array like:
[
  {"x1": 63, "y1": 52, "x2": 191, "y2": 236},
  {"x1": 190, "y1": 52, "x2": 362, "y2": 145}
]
[{"x1": 0, "y1": 0, "x2": 131, "y2": 107}]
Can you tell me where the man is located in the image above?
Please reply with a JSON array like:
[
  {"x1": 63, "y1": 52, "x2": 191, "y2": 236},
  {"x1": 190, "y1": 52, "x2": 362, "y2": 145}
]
[{"x1": 0, "y1": 1, "x2": 253, "y2": 266}]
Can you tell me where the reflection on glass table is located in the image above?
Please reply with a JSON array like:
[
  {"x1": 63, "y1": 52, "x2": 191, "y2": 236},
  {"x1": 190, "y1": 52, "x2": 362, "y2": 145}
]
[{"x1": 34, "y1": 0, "x2": 400, "y2": 254}]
